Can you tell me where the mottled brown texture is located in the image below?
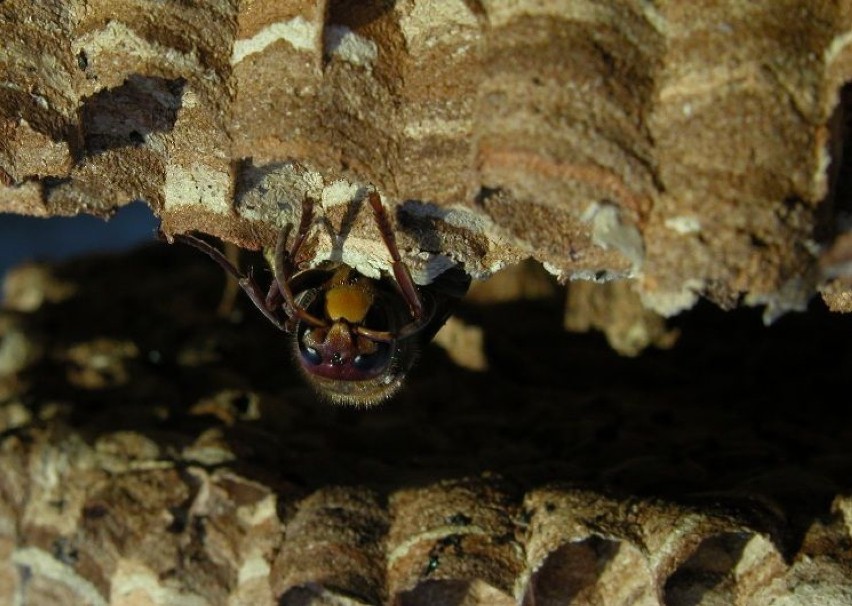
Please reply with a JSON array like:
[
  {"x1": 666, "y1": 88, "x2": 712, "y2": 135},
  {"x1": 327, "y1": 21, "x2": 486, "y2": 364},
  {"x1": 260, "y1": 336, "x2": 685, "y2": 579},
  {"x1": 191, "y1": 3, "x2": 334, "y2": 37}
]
[
  {"x1": 5, "y1": 2, "x2": 852, "y2": 604},
  {"x1": 3, "y1": 1, "x2": 852, "y2": 317}
]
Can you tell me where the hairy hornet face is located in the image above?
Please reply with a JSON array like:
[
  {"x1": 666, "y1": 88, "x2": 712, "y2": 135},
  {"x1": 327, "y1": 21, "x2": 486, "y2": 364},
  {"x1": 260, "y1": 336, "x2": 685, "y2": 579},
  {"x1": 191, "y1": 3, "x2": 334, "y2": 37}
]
[{"x1": 291, "y1": 268, "x2": 418, "y2": 406}]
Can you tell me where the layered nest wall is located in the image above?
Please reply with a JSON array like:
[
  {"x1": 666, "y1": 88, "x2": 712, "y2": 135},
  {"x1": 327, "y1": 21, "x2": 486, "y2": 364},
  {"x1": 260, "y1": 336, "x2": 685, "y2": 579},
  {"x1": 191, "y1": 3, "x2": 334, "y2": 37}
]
[
  {"x1": 3, "y1": 1, "x2": 852, "y2": 604},
  {"x1": 3, "y1": 0, "x2": 852, "y2": 313}
]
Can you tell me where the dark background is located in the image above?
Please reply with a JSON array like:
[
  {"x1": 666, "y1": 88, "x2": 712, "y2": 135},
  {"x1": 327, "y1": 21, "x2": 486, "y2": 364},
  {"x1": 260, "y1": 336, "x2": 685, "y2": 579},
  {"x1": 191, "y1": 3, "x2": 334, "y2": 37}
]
[{"x1": 0, "y1": 202, "x2": 158, "y2": 287}]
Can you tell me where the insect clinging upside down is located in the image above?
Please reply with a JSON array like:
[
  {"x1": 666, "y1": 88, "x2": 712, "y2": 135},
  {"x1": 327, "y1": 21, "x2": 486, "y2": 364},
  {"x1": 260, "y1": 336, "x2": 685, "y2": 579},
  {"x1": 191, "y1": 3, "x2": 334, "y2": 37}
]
[{"x1": 169, "y1": 192, "x2": 470, "y2": 406}]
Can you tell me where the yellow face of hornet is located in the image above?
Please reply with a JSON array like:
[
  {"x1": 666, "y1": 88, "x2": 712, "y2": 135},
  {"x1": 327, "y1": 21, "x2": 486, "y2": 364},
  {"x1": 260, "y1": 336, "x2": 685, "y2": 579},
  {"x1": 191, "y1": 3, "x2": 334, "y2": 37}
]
[{"x1": 292, "y1": 266, "x2": 413, "y2": 406}]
